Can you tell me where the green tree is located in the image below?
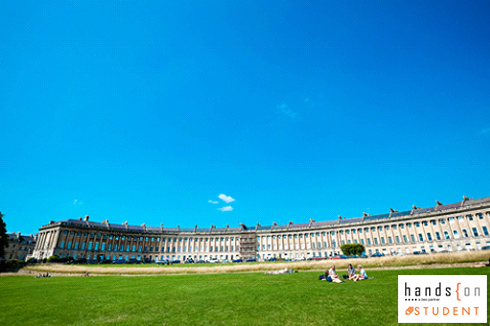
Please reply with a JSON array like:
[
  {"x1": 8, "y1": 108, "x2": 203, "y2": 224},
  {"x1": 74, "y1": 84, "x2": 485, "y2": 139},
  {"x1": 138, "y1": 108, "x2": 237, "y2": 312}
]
[
  {"x1": 340, "y1": 243, "x2": 366, "y2": 256},
  {"x1": 0, "y1": 212, "x2": 7, "y2": 259},
  {"x1": 353, "y1": 244, "x2": 365, "y2": 255},
  {"x1": 340, "y1": 244, "x2": 353, "y2": 255}
]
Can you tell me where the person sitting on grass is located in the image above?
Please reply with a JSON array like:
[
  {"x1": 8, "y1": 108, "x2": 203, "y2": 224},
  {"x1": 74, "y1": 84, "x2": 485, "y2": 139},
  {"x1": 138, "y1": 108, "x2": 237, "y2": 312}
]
[
  {"x1": 347, "y1": 263, "x2": 356, "y2": 280},
  {"x1": 353, "y1": 265, "x2": 372, "y2": 282},
  {"x1": 325, "y1": 270, "x2": 344, "y2": 283},
  {"x1": 329, "y1": 265, "x2": 337, "y2": 276}
]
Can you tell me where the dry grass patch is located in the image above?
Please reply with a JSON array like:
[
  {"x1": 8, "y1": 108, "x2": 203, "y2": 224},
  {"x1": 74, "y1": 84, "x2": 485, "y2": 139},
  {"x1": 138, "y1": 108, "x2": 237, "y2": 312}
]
[{"x1": 19, "y1": 250, "x2": 489, "y2": 276}]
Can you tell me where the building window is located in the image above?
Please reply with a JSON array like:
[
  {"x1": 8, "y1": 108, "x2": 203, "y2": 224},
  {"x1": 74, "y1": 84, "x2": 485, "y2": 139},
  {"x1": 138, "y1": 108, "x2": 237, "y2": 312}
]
[
  {"x1": 410, "y1": 235, "x2": 415, "y2": 242},
  {"x1": 60, "y1": 241, "x2": 65, "y2": 248},
  {"x1": 444, "y1": 231, "x2": 450, "y2": 239},
  {"x1": 395, "y1": 236, "x2": 400, "y2": 243},
  {"x1": 468, "y1": 215, "x2": 473, "y2": 221},
  {"x1": 478, "y1": 214, "x2": 483, "y2": 220},
  {"x1": 418, "y1": 234, "x2": 424, "y2": 242},
  {"x1": 435, "y1": 232, "x2": 441, "y2": 241},
  {"x1": 462, "y1": 229, "x2": 469, "y2": 238},
  {"x1": 453, "y1": 230, "x2": 459, "y2": 239},
  {"x1": 482, "y1": 226, "x2": 489, "y2": 236},
  {"x1": 427, "y1": 233, "x2": 432, "y2": 241},
  {"x1": 403, "y1": 235, "x2": 407, "y2": 243}
]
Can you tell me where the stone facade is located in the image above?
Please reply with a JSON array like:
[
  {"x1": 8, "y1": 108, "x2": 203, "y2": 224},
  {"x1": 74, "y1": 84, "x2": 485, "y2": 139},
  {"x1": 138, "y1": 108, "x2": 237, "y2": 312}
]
[
  {"x1": 3, "y1": 232, "x2": 38, "y2": 261},
  {"x1": 31, "y1": 196, "x2": 490, "y2": 262}
]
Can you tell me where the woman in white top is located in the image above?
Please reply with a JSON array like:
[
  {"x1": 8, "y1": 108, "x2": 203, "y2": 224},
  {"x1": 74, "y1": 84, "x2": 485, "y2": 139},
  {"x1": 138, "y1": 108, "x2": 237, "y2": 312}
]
[{"x1": 353, "y1": 265, "x2": 368, "y2": 282}]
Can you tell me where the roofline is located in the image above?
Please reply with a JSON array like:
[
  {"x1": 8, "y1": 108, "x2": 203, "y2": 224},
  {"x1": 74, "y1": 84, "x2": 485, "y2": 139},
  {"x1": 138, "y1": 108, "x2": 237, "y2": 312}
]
[{"x1": 38, "y1": 195, "x2": 490, "y2": 233}]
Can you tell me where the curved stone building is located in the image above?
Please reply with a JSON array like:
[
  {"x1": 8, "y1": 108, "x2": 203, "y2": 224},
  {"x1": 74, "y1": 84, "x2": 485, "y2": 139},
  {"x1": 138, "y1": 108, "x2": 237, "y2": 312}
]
[{"x1": 31, "y1": 195, "x2": 490, "y2": 262}]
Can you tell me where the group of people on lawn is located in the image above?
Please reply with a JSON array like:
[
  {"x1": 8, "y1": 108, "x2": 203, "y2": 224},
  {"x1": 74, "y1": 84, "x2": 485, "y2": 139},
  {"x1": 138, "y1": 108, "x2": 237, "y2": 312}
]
[{"x1": 325, "y1": 264, "x2": 369, "y2": 283}]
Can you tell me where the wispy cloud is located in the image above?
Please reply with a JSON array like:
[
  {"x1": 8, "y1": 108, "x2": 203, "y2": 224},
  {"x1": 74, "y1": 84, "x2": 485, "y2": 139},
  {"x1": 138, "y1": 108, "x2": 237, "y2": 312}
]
[
  {"x1": 73, "y1": 199, "x2": 82, "y2": 205},
  {"x1": 479, "y1": 128, "x2": 490, "y2": 135},
  {"x1": 218, "y1": 206, "x2": 233, "y2": 212},
  {"x1": 277, "y1": 103, "x2": 297, "y2": 118},
  {"x1": 208, "y1": 200, "x2": 218, "y2": 204},
  {"x1": 218, "y1": 194, "x2": 235, "y2": 203}
]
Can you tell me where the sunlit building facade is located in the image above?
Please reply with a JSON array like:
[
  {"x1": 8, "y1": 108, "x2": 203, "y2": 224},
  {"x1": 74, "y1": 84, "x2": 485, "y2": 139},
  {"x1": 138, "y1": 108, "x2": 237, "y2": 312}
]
[{"x1": 31, "y1": 196, "x2": 490, "y2": 262}]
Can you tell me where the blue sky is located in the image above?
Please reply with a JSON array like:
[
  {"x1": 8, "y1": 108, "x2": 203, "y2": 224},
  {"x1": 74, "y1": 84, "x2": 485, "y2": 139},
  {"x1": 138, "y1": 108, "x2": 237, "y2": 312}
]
[{"x1": 1, "y1": 1, "x2": 490, "y2": 235}]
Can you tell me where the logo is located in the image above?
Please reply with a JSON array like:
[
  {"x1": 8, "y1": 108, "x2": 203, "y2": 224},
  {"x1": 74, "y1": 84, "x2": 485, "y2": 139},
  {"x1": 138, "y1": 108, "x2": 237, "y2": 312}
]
[{"x1": 398, "y1": 275, "x2": 487, "y2": 323}]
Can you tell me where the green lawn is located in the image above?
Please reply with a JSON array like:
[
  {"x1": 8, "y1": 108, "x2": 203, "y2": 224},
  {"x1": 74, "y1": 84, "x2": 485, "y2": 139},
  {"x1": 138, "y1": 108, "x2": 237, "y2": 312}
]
[{"x1": 1, "y1": 267, "x2": 489, "y2": 326}]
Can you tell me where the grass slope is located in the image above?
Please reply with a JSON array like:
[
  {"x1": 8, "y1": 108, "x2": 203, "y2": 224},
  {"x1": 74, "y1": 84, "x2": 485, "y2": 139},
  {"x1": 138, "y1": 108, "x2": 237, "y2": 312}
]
[{"x1": 1, "y1": 267, "x2": 489, "y2": 326}]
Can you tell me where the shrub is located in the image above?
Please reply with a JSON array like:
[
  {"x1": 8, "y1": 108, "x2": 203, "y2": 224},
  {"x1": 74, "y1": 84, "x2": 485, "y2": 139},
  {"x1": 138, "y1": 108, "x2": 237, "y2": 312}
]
[
  {"x1": 340, "y1": 244, "x2": 365, "y2": 256},
  {"x1": 3, "y1": 258, "x2": 26, "y2": 271},
  {"x1": 47, "y1": 255, "x2": 62, "y2": 263}
]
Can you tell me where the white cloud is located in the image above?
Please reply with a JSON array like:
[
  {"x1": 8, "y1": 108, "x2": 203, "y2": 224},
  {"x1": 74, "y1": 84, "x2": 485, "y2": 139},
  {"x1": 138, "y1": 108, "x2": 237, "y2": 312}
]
[
  {"x1": 218, "y1": 206, "x2": 233, "y2": 212},
  {"x1": 73, "y1": 199, "x2": 77, "y2": 204},
  {"x1": 277, "y1": 103, "x2": 297, "y2": 118},
  {"x1": 479, "y1": 128, "x2": 490, "y2": 135},
  {"x1": 73, "y1": 199, "x2": 82, "y2": 205},
  {"x1": 208, "y1": 200, "x2": 218, "y2": 204},
  {"x1": 218, "y1": 194, "x2": 235, "y2": 203}
]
